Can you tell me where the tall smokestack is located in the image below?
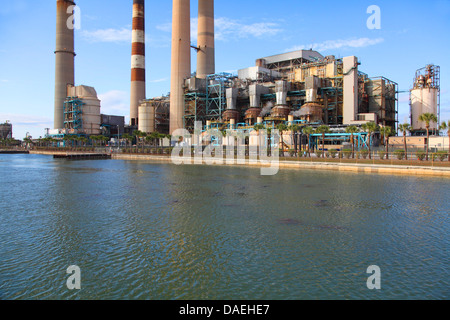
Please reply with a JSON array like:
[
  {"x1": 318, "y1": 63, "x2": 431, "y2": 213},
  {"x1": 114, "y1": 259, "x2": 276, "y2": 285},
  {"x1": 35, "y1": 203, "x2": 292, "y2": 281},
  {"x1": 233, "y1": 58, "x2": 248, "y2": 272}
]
[
  {"x1": 197, "y1": 0, "x2": 215, "y2": 79},
  {"x1": 130, "y1": 0, "x2": 146, "y2": 126},
  {"x1": 54, "y1": 0, "x2": 76, "y2": 129},
  {"x1": 170, "y1": 0, "x2": 191, "y2": 134}
]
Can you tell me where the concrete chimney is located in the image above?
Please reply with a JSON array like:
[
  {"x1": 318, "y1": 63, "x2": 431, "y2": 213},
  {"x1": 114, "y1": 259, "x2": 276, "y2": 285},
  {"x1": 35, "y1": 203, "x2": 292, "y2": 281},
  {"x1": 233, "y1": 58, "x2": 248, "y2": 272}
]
[
  {"x1": 130, "y1": 0, "x2": 146, "y2": 126},
  {"x1": 54, "y1": 0, "x2": 76, "y2": 129},
  {"x1": 170, "y1": 0, "x2": 191, "y2": 134},
  {"x1": 197, "y1": 0, "x2": 215, "y2": 79}
]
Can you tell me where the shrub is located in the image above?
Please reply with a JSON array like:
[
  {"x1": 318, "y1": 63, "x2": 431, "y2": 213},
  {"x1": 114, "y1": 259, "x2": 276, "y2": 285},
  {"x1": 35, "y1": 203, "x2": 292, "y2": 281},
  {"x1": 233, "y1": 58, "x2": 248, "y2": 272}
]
[
  {"x1": 328, "y1": 149, "x2": 338, "y2": 159},
  {"x1": 394, "y1": 149, "x2": 405, "y2": 160},
  {"x1": 360, "y1": 149, "x2": 369, "y2": 159},
  {"x1": 416, "y1": 150, "x2": 425, "y2": 161},
  {"x1": 315, "y1": 151, "x2": 322, "y2": 158},
  {"x1": 378, "y1": 151, "x2": 386, "y2": 160},
  {"x1": 342, "y1": 149, "x2": 352, "y2": 159},
  {"x1": 288, "y1": 149, "x2": 295, "y2": 157},
  {"x1": 436, "y1": 151, "x2": 447, "y2": 161}
]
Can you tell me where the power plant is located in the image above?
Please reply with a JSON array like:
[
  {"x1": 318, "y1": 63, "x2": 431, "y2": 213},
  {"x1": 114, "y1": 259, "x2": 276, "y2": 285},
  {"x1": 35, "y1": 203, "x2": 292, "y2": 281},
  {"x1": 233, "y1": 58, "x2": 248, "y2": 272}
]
[{"x1": 49, "y1": 0, "x2": 444, "y2": 152}]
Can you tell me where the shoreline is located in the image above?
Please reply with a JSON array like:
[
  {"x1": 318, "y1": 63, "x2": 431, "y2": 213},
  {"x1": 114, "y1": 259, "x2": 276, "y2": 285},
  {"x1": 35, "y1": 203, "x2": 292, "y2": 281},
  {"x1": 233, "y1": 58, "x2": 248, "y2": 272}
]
[
  {"x1": 112, "y1": 153, "x2": 450, "y2": 177},
  {"x1": 27, "y1": 150, "x2": 450, "y2": 177}
]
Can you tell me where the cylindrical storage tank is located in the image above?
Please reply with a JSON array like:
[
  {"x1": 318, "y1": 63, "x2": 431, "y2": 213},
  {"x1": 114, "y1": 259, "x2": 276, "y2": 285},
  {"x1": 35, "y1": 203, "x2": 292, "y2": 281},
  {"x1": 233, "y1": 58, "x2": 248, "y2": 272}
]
[
  {"x1": 244, "y1": 108, "x2": 261, "y2": 126},
  {"x1": 411, "y1": 88, "x2": 438, "y2": 131},
  {"x1": 82, "y1": 98, "x2": 101, "y2": 135},
  {"x1": 257, "y1": 117, "x2": 263, "y2": 124},
  {"x1": 271, "y1": 106, "x2": 291, "y2": 119},
  {"x1": 222, "y1": 109, "x2": 240, "y2": 123},
  {"x1": 300, "y1": 103, "x2": 323, "y2": 123},
  {"x1": 138, "y1": 103, "x2": 155, "y2": 133},
  {"x1": 288, "y1": 115, "x2": 294, "y2": 123}
]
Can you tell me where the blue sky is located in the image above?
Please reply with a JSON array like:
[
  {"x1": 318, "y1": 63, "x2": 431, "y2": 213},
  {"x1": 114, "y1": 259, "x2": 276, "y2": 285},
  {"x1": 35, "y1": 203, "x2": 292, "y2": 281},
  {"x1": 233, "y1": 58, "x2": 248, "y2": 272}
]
[{"x1": 0, "y1": 0, "x2": 449, "y2": 139}]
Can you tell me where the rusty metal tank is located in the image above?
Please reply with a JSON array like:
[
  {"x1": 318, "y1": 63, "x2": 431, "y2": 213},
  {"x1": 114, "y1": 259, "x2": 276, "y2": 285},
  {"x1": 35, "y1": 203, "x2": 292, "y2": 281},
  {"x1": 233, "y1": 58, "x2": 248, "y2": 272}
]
[
  {"x1": 270, "y1": 105, "x2": 291, "y2": 119},
  {"x1": 222, "y1": 109, "x2": 240, "y2": 122},
  {"x1": 300, "y1": 103, "x2": 323, "y2": 123}
]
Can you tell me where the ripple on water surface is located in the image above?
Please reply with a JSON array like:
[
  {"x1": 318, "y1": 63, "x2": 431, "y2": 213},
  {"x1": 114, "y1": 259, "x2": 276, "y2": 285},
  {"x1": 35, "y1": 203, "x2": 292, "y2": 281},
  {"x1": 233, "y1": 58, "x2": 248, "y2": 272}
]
[{"x1": 0, "y1": 155, "x2": 448, "y2": 299}]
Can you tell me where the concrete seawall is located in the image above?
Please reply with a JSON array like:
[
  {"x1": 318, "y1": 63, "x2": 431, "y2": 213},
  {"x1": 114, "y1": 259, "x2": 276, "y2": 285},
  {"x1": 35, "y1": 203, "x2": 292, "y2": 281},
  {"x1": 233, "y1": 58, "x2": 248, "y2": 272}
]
[
  {"x1": 26, "y1": 151, "x2": 450, "y2": 177},
  {"x1": 112, "y1": 154, "x2": 450, "y2": 178}
]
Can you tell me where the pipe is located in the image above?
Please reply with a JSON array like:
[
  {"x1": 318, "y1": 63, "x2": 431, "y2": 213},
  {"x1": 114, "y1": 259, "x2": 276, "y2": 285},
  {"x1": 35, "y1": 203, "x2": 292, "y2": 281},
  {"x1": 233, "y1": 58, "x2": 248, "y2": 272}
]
[
  {"x1": 197, "y1": 0, "x2": 215, "y2": 79},
  {"x1": 130, "y1": 0, "x2": 146, "y2": 126},
  {"x1": 54, "y1": 0, "x2": 76, "y2": 129}
]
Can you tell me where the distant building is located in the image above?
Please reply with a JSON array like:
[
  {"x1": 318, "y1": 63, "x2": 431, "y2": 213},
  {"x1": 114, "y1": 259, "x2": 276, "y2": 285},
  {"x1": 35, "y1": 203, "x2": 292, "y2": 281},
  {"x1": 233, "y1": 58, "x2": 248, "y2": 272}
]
[{"x1": 0, "y1": 121, "x2": 13, "y2": 139}]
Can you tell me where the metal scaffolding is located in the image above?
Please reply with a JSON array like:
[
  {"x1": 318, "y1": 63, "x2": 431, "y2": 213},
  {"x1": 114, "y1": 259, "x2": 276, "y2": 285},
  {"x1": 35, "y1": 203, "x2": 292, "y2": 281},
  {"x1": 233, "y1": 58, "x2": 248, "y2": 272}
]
[{"x1": 64, "y1": 97, "x2": 84, "y2": 132}]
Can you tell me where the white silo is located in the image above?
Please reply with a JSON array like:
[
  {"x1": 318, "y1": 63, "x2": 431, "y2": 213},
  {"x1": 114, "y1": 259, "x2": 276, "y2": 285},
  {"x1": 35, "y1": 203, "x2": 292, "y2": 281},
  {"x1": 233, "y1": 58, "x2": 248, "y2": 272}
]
[{"x1": 410, "y1": 65, "x2": 440, "y2": 133}]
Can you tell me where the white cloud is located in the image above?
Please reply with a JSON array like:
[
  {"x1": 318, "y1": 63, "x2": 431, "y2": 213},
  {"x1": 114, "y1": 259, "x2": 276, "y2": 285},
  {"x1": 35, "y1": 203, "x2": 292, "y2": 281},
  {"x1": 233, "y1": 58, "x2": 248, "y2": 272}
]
[
  {"x1": 149, "y1": 78, "x2": 169, "y2": 83},
  {"x1": 81, "y1": 27, "x2": 170, "y2": 48},
  {"x1": 98, "y1": 90, "x2": 129, "y2": 115},
  {"x1": 0, "y1": 113, "x2": 52, "y2": 127},
  {"x1": 286, "y1": 37, "x2": 384, "y2": 53},
  {"x1": 81, "y1": 28, "x2": 132, "y2": 43},
  {"x1": 158, "y1": 17, "x2": 283, "y2": 42}
]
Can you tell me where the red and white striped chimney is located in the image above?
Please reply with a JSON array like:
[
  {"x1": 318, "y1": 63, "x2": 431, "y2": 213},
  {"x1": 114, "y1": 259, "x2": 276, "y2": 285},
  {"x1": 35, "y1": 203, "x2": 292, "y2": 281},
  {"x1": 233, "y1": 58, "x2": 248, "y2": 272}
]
[{"x1": 130, "y1": 0, "x2": 146, "y2": 126}]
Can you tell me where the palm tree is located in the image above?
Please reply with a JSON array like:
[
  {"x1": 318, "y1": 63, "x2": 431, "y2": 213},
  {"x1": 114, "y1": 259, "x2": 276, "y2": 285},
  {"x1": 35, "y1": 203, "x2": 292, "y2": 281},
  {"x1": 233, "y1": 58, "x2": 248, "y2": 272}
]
[
  {"x1": 439, "y1": 120, "x2": 450, "y2": 161},
  {"x1": 303, "y1": 126, "x2": 315, "y2": 155},
  {"x1": 253, "y1": 124, "x2": 265, "y2": 152},
  {"x1": 398, "y1": 123, "x2": 412, "y2": 160},
  {"x1": 418, "y1": 113, "x2": 438, "y2": 160},
  {"x1": 123, "y1": 133, "x2": 133, "y2": 149},
  {"x1": 133, "y1": 130, "x2": 147, "y2": 149},
  {"x1": 361, "y1": 122, "x2": 379, "y2": 159},
  {"x1": 345, "y1": 125, "x2": 359, "y2": 158},
  {"x1": 315, "y1": 125, "x2": 330, "y2": 158},
  {"x1": 276, "y1": 123, "x2": 288, "y2": 153},
  {"x1": 379, "y1": 126, "x2": 393, "y2": 160},
  {"x1": 288, "y1": 124, "x2": 300, "y2": 155}
]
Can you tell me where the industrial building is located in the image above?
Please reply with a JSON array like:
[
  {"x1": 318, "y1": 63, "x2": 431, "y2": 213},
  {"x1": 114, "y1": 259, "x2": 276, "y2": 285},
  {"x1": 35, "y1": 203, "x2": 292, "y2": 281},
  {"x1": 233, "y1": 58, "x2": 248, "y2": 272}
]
[
  {"x1": 410, "y1": 64, "x2": 441, "y2": 135},
  {"x1": 177, "y1": 51, "x2": 398, "y2": 133},
  {"x1": 50, "y1": 0, "x2": 446, "y2": 155},
  {"x1": 0, "y1": 121, "x2": 13, "y2": 140},
  {"x1": 136, "y1": 0, "x2": 399, "y2": 147}
]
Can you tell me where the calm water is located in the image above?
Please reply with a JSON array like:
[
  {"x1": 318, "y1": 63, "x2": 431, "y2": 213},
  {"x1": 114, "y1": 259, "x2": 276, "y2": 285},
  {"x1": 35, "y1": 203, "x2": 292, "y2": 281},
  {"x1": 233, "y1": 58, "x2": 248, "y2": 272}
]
[{"x1": 0, "y1": 154, "x2": 448, "y2": 300}]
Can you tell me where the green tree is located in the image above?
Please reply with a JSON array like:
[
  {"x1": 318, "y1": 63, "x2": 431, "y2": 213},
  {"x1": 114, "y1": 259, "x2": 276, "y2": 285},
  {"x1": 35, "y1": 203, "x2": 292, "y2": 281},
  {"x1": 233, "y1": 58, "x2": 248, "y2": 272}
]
[
  {"x1": 288, "y1": 124, "x2": 300, "y2": 155},
  {"x1": 361, "y1": 122, "x2": 379, "y2": 159},
  {"x1": 303, "y1": 126, "x2": 315, "y2": 155},
  {"x1": 439, "y1": 120, "x2": 450, "y2": 161},
  {"x1": 315, "y1": 125, "x2": 330, "y2": 158},
  {"x1": 276, "y1": 123, "x2": 288, "y2": 152},
  {"x1": 345, "y1": 125, "x2": 359, "y2": 158},
  {"x1": 122, "y1": 134, "x2": 133, "y2": 149},
  {"x1": 253, "y1": 124, "x2": 265, "y2": 151},
  {"x1": 134, "y1": 130, "x2": 147, "y2": 149},
  {"x1": 418, "y1": 113, "x2": 438, "y2": 160},
  {"x1": 379, "y1": 126, "x2": 393, "y2": 160},
  {"x1": 398, "y1": 123, "x2": 412, "y2": 160}
]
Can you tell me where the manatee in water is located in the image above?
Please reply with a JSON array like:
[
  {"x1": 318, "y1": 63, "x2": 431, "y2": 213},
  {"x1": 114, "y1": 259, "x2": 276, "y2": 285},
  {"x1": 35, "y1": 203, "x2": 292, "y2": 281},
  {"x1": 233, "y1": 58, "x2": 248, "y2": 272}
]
[
  {"x1": 278, "y1": 218, "x2": 303, "y2": 226},
  {"x1": 314, "y1": 200, "x2": 331, "y2": 207},
  {"x1": 316, "y1": 225, "x2": 348, "y2": 231}
]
